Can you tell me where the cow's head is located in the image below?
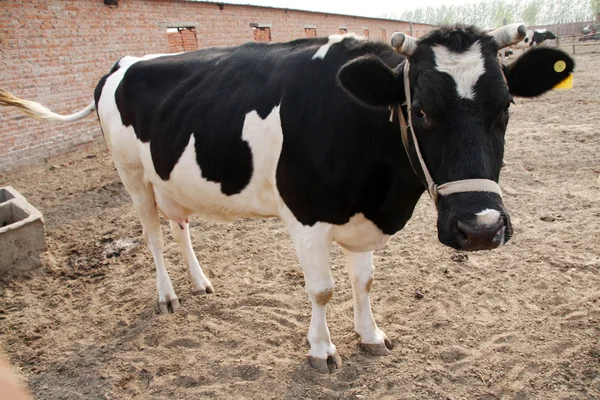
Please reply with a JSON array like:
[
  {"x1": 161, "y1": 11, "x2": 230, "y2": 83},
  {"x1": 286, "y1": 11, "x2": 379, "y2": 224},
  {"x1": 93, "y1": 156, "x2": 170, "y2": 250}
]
[
  {"x1": 338, "y1": 24, "x2": 574, "y2": 251},
  {"x1": 537, "y1": 29, "x2": 557, "y2": 41}
]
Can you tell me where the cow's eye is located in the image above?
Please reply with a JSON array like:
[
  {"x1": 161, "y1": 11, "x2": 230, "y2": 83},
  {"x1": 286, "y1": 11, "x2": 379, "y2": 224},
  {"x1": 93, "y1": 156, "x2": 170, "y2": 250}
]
[{"x1": 414, "y1": 107, "x2": 427, "y2": 120}]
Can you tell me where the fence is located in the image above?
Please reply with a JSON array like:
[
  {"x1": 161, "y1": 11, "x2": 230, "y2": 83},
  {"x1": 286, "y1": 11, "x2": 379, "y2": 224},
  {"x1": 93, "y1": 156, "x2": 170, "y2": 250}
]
[
  {"x1": 529, "y1": 19, "x2": 596, "y2": 37},
  {"x1": 529, "y1": 18, "x2": 600, "y2": 54}
]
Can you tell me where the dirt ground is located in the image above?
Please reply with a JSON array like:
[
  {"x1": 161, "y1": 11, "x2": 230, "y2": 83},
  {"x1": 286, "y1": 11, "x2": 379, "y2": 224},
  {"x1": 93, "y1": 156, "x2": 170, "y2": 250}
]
[{"x1": 1, "y1": 49, "x2": 599, "y2": 400}]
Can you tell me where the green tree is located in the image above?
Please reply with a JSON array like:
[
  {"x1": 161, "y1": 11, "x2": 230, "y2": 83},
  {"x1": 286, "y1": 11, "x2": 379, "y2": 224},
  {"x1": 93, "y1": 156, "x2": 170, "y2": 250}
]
[
  {"x1": 391, "y1": 0, "x2": 596, "y2": 27},
  {"x1": 521, "y1": 1, "x2": 540, "y2": 25},
  {"x1": 590, "y1": 0, "x2": 600, "y2": 15},
  {"x1": 493, "y1": 0, "x2": 513, "y2": 26}
]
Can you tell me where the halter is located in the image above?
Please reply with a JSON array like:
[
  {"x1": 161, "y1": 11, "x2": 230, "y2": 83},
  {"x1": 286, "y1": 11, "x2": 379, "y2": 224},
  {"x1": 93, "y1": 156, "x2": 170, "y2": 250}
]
[{"x1": 397, "y1": 60, "x2": 503, "y2": 204}]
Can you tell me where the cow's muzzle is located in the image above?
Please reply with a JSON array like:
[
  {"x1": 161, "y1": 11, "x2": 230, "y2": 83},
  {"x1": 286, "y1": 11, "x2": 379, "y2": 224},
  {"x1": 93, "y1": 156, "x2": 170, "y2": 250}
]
[
  {"x1": 455, "y1": 215, "x2": 507, "y2": 251},
  {"x1": 437, "y1": 193, "x2": 513, "y2": 251}
]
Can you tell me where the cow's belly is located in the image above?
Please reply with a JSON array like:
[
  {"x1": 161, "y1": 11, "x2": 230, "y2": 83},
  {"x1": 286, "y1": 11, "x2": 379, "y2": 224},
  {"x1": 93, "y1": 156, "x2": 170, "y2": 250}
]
[
  {"x1": 139, "y1": 107, "x2": 284, "y2": 222},
  {"x1": 332, "y1": 213, "x2": 390, "y2": 252}
]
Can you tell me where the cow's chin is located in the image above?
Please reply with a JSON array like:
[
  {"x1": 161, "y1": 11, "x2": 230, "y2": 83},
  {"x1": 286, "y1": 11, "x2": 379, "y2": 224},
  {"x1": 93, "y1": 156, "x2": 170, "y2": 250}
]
[{"x1": 436, "y1": 193, "x2": 512, "y2": 252}]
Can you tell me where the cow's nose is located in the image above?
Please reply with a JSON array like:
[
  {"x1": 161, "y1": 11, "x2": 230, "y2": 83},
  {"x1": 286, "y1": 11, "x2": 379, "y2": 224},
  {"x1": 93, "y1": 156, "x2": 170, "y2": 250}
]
[{"x1": 456, "y1": 218, "x2": 505, "y2": 251}]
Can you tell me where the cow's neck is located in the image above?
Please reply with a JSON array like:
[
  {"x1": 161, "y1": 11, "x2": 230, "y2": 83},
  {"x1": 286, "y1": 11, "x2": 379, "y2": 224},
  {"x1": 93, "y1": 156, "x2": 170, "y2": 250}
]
[{"x1": 364, "y1": 117, "x2": 428, "y2": 235}]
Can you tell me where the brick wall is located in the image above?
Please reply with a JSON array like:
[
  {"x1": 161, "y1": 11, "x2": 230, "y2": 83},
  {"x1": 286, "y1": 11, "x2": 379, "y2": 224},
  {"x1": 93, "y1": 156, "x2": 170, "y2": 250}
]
[{"x1": 0, "y1": 0, "x2": 432, "y2": 172}]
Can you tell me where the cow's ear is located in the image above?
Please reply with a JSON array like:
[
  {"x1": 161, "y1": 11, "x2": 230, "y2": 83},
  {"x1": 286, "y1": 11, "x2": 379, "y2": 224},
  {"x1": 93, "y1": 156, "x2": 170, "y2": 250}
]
[
  {"x1": 504, "y1": 47, "x2": 574, "y2": 97},
  {"x1": 337, "y1": 55, "x2": 404, "y2": 107}
]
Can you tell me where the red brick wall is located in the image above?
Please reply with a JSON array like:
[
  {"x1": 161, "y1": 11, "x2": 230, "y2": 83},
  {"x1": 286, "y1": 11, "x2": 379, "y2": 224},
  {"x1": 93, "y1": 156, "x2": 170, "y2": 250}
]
[{"x1": 0, "y1": 0, "x2": 432, "y2": 172}]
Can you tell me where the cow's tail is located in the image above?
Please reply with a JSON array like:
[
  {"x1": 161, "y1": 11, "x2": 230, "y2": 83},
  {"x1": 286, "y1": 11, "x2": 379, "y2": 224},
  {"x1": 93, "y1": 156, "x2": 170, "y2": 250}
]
[{"x1": 0, "y1": 88, "x2": 95, "y2": 123}]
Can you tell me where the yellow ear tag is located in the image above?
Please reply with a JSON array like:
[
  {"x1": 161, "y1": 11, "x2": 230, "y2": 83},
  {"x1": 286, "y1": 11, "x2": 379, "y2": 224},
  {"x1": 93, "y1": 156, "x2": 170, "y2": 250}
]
[{"x1": 554, "y1": 73, "x2": 573, "y2": 89}]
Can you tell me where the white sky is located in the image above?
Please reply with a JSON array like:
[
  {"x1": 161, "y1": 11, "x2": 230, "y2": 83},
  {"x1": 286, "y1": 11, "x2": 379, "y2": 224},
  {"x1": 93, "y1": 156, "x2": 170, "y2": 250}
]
[{"x1": 219, "y1": 0, "x2": 479, "y2": 18}]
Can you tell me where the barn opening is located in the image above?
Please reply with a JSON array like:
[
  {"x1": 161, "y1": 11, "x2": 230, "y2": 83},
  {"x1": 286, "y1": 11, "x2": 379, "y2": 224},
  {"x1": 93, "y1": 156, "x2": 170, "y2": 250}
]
[
  {"x1": 250, "y1": 23, "x2": 272, "y2": 42},
  {"x1": 167, "y1": 27, "x2": 198, "y2": 53},
  {"x1": 305, "y1": 25, "x2": 317, "y2": 38}
]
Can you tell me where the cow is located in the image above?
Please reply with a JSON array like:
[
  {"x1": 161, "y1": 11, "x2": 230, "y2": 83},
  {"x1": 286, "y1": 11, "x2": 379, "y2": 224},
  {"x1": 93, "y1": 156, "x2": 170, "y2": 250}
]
[
  {"x1": 512, "y1": 28, "x2": 557, "y2": 51},
  {"x1": 501, "y1": 29, "x2": 558, "y2": 60},
  {"x1": 0, "y1": 24, "x2": 574, "y2": 373}
]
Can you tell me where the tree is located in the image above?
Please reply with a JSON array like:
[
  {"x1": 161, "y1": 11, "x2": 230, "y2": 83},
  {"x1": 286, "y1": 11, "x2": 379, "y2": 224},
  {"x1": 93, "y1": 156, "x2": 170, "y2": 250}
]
[
  {"x1": 521, "y1": 1, "x2": 540, "y2": 25},
  {"x1": 392, "y1": 0, "x2": 597, "y2": 28},
  {"x1": 493, "y1": 0, "x2": 513, "y2": 27},
  {"x1": 591, "y1": 0, "x2": 600, "y2": 19}
]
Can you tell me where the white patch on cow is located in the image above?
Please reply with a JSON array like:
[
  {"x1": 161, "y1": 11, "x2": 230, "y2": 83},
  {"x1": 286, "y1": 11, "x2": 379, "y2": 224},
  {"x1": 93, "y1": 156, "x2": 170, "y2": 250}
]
[
  {"x1": 535, "y1": 29, "x2": 547, "y2": 33},
  {"x1": 332, "y1": 213, "x2": 390, "y2": 252},
  {"x1": 312, "y1": 35, "x2": 345, "y2": 60},
  {"x1": 241, "y1": 106, "x2": 284, "y2": 211},
  {"x1": 433, "y1": 41, "x2": 486, "y2": 100},
  {"x1": 118, "y1": 53, "x2": 176, "y2": 70},
  {"x1": 476, "y1": 208, "x2": 501, "y2": 226},
  {"x1": 312, "y1": 34, "x2": 363, "y2": 60},
  {"x1": 136, "y1": 107, "x2": 284, "y2": 222}
]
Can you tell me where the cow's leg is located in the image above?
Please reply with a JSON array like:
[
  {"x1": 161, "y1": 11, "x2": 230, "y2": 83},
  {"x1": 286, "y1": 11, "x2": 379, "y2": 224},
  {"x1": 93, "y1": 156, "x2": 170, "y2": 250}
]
[
  {"x1": 116, "y1": 168, "x2": 179, "y2": 314},
  {"x1": 342, "y1": 248, "x2": 393, "y2": 356},
  {"x1": 168, "y1": 220, "x2": 214, "y2": 295},
  {"x1": 284, "y1": 217, "x2": 340, "y2": 373}
]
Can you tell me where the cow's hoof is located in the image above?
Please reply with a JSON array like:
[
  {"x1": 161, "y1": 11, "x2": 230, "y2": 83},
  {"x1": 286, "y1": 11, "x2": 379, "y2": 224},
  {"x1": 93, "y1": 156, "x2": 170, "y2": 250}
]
[
  {"x1": 361, "y1": 337, "x2": 393, "y2": 356},
  {"x1": 308, "y1": 353, "x2": 342, "y2": 374},
  {"x1": 192, "y1": 285, "x2": 214, "y2": 295},
  {"x1": 158, "y1": 297, "x2": 180, "y2": 314}
]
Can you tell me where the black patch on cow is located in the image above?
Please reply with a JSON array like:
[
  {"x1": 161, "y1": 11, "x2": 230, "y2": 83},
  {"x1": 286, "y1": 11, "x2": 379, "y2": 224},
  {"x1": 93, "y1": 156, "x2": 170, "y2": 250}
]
[{"x1": 504, "y1": 47, "x2": 575, "y2": 97}]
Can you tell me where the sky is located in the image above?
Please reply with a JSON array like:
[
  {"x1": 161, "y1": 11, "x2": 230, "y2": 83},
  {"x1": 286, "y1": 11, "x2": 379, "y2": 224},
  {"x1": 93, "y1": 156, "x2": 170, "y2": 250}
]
[{"x1": 216, "y1": 0, "x2": 479, "y2": 18}]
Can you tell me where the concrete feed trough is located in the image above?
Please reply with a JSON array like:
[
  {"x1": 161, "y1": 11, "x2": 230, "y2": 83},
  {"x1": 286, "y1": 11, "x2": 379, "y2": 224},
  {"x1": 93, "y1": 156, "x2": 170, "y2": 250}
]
[{"x1": 0, "y1": 186, "x2": 46, "y2": 276}]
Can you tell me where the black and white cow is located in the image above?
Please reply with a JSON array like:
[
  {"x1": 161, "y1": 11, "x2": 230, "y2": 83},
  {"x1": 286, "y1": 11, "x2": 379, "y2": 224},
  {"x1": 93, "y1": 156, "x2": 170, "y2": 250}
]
[
  {"x1": 0, "y1": 24, "x2": 574, "y2": 372},
  {"x1": 500, "y1": 29, "x2": 558, "y2": 61},
  {"x1": 513, "y1": 29, "x2": 558, "y2": 50}
]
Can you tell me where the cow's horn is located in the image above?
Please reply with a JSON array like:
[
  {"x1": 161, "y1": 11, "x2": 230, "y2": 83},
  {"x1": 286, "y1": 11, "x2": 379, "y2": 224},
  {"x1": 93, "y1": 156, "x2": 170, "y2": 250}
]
[
  {"x1": 489, "y1": 23, "x2": 527, "y2": 48},
  {"x1": 391, "y1": 32, "x2": 417, "y2": 56}
]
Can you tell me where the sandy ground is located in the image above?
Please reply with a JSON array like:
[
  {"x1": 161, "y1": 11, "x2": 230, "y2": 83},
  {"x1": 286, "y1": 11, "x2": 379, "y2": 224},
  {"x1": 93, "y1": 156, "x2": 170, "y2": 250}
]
[{"x1": 1, "y1": 50, "x2": 599, "y2": 400}]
